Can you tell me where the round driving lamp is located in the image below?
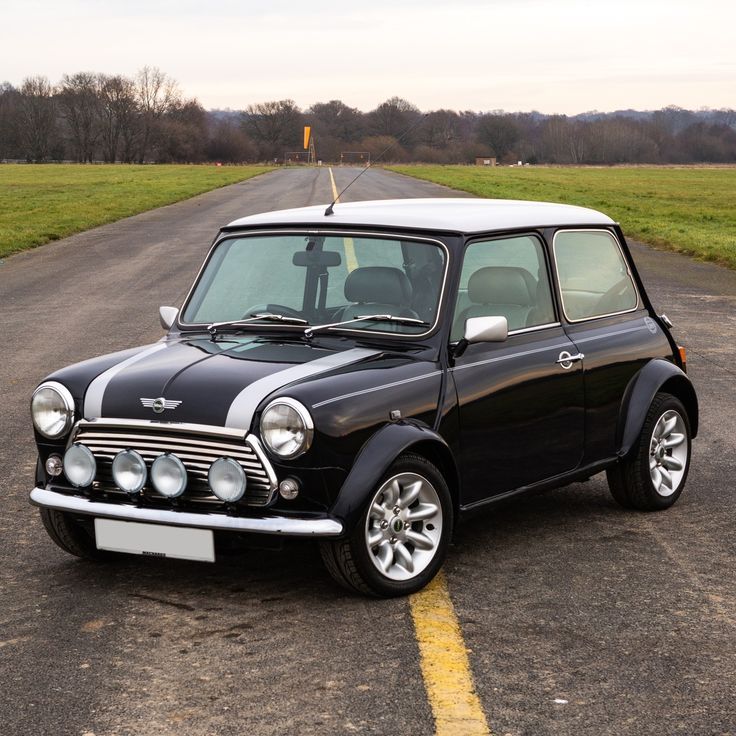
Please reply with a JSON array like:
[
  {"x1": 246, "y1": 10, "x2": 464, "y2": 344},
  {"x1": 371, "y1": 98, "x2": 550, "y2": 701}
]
[
  {"x1": 112, "y1": 450, "x2": 147, "y2": 494},
  {"x1": 151, "y1": 454, "x2": 187, "y2": 498},
  {"x1": 259, "y1": 398, "x2": 314, "y2": 460},
  {"x1": 31, "y1": 382, "x2": 75, "y2": 439},
  {"x1": 208, "y1": 457, "x2": 246, "y2": 503},
  {"x1": 63, "y1": 444, "x2": 96, "y2": 488}
]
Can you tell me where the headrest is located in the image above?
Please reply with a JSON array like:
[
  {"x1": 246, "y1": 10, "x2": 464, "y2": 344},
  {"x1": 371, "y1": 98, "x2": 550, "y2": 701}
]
[
  {"x1": 344, "y1": 267, "x2": 413, "y2": 305},
  {"x1": 468, "y1": 267, "x2": 535, "y2": 306}
]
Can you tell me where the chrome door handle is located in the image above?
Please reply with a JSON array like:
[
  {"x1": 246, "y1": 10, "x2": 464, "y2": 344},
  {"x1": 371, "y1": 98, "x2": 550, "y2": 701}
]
[{"x1": 556, "y1": 351, "x2": 585, "y2": 369}]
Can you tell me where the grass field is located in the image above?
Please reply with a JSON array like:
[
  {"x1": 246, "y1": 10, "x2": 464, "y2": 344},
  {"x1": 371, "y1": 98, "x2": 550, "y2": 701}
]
[
  {"x1": 0, "y1": 164, "x2": 275, "y2": 259},
  {"x1": 389, "y1": 165, "x2": 736, "y2": 269}
]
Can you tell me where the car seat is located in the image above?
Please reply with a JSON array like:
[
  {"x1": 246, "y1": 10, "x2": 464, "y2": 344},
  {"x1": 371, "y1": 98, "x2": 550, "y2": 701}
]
[
  {"x1": 454, "y1": 266, "x2": 537, "y2": 336},
  {"x1": 337, "y1": 266, "x2": 419, "y2": 326}
]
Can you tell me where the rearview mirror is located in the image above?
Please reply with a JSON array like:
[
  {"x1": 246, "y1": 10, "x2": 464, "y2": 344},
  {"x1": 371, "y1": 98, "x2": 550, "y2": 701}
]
[
  {"x1": 159, "y1": 306, "x2": 179, "y2": 330},
  {"x1": 464, "y1": 315, "x2": 508, "y2": 344},
  {"x1": 292, "y1": 250, "x2": 342, "y2": 267}
]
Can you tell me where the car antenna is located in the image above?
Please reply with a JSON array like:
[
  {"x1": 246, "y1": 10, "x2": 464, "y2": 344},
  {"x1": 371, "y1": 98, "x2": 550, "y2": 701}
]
[{"x1": 324, "y1": 112, "x2": 428, "y2": 216}]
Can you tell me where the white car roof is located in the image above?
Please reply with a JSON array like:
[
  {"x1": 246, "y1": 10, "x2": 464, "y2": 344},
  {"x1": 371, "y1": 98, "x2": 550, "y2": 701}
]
[{"x1": 226, "y1": 198, "x2": 616, "y2": 233}]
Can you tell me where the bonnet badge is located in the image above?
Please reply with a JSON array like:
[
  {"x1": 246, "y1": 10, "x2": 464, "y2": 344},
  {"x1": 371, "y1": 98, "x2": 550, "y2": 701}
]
[{"x1": 140, "y1": 397, "x2": 182, "y2": 414}]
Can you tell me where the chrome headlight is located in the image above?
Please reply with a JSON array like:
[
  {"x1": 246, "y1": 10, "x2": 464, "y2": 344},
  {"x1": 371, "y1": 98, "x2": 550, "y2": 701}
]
[
  {"x1": 31, "y1": 382, "x2": 75, "y2": 439},
  {"x1": 259, "y1": 398, "x2": 313, "y2": 459}
]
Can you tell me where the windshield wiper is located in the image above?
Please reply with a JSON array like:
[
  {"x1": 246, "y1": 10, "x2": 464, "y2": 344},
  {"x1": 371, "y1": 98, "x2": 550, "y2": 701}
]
[
  {"x1": 208, "y1": 312, "x2": 308, "y2": 337},
  {"x1": 304, "y1": 314, "x2": 429, "y2": 338}
]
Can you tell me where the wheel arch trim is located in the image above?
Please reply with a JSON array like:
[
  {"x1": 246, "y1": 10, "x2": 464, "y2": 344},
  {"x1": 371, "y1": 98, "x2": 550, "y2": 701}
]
[
  {"x1": 330, "y1": 421, "x2": 459, "y2": 534},
  {"x1": 617, "y1": 359, "x2": 698, "y2": 457}
]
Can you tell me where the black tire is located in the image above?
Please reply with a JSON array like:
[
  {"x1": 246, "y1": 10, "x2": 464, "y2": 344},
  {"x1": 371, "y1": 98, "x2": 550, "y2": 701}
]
[
  {"x1": 320, "y1": 453, "x2": 453, "y2": 597},
  {"x1": 607, "y1": 392, "x2": 692, "y2": 511},
  {"x1": 39, "y1": 508, "x2": 111, "y2": 560}
]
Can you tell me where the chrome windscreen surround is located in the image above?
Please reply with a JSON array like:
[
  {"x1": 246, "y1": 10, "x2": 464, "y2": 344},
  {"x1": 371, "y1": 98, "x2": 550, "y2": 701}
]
[
  {"x1": 67, "y1": 419, "x2": 277, "y2": 507},
  {"x1": 176, "y1": 229, "x2": 451, "y2": 340}
]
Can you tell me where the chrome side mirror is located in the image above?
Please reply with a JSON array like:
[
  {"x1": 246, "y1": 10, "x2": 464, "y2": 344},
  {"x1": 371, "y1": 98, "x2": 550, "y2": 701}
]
[
  {"x1": 159, "y1": 306, "x2": 179, "y2": 330},
  {"x1": 464, "y1": 315, "x2": 508, "y2": 344}
]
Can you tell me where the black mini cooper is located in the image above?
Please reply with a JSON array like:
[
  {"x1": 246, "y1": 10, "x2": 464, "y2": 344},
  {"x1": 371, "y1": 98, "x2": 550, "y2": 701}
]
[{"x1": 30, "y1": 198, "x2": 698, "y2": 597}]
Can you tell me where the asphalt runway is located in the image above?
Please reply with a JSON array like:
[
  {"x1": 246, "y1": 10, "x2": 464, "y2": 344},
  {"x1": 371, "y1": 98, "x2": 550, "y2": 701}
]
[{"x1": 1, "y1": 166, "x2": 734, "y2": 736}]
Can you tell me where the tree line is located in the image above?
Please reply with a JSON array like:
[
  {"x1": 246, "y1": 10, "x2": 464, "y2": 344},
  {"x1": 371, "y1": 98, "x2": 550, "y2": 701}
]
[{"x1": 1, "y1": 68, "x2": 735, "y2": 165}]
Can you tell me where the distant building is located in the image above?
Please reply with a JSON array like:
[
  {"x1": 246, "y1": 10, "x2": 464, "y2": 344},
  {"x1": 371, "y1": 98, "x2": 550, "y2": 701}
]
[{"x1": 475, "y1": 157, "x2": 497, "y2": 166}]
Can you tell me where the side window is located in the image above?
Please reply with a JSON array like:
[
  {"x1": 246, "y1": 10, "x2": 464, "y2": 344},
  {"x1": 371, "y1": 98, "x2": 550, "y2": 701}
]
[
  {"x1": 451, "y1": 235, "x2": 555, "y2": 341},
  {"x1": 554, "y1": 230, "x2": 638, "y2": 322}
]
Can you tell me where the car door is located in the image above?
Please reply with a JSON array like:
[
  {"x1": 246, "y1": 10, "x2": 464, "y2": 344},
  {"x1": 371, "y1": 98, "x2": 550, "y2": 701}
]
[
  {"x1": 450, "y1": 233, "x2": 585, "y2": 506},
  {"x1": 552, "y1": 228, "x2": 672, "y2": 463}
]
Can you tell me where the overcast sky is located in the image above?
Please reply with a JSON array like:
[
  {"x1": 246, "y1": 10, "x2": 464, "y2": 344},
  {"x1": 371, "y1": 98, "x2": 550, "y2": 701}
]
[{"x1": 1, "y1": 0, "x2": 734, "y2": 114}]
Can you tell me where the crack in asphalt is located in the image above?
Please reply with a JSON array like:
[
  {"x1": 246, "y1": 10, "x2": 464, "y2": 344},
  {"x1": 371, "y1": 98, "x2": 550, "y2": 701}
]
[
  {"x1": 129, "y1": 593, "x2": 196, "y2": 611},
  {"x1": 687, "y1": 348, "x2": 736, "y2": 379}
]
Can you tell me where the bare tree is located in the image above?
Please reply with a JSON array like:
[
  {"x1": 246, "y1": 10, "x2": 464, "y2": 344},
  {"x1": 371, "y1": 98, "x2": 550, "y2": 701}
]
[
  {"x1": 242, "y1": 99, "x2": 302, "y2": 159},
  {"x1": 0, "y1": 82, "x2": 22, "y2": 159},
  {"x1": 307, "y1": 100, "x2": 365, "y2": 142},
  {"x1": 678, "y1": 122, "x2": 736, "y2": 162},
  {"x1": 584, "y1": 117, "x2": 659, "y2": 163},
  {"x1": 651, "y1": 106, "x2": 697, "y2": 135},
  {"x1": 420, "y1": 109, "x2": 460, "y2": 149},
  {"x1": 475, "y1": 113, "x2": 519, "y2": 161},
  {"x1": 368, "y1": 97, "x2": 421, "y2": 143},
  {"x1": 59, "y1": 72, "x2": 100, "y2": 162},
  {"x1": 304, "y1": 99, "x2": 366, "y2": 160},
  {"x1": 97, "y1": 74, "x2": 139, "y2": 163},
  {"x1": 710, "y1": 108, "x2": 736, "y2": 130},
  {"x1": 6, "y1": 68, "x2": 736, "y2": 165},
  {"x1": 158, "y1": 99, "x2": 208, "y2": 162},
  {"x1": 19, "y1": 76, "x2": 58, "y2": 161},
  {"x1": 206, "y1": 118, "x2": 256, "y2": 162},
  {"x1": 539, "y1": 116, "x2": 587, "y2": 163},
  {"x1": 135, "y1": 66, "x2": 179, "y2": 162}
]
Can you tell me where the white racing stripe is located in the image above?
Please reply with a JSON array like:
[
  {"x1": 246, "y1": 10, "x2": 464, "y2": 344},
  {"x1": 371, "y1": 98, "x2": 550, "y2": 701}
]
[
  {"x1": 84, "y1": 342, "x2": 168, "y2": 419},
  {"x1": 313, "y1": 370, "x2": 442, "y2": 408},
  {"x1": 224, "y1": 347, "x2": 379, "y2": 430}
]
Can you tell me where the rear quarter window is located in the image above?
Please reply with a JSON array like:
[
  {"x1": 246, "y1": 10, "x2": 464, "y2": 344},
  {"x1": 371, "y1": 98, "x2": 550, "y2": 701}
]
[{"x1": 554, "y1": 230, "x2": 638, "y2": 322}]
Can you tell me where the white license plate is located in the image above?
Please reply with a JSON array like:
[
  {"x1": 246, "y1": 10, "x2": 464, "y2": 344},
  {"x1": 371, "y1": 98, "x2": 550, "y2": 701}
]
[{"x1": 94, "y1": 519, "x2": 215, "y2": 563}]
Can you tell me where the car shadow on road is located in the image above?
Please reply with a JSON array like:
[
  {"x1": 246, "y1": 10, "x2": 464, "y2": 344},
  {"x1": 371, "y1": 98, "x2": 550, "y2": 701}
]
[{"x1": 46, "y1": 477, "x2": 645, "y2": 607}]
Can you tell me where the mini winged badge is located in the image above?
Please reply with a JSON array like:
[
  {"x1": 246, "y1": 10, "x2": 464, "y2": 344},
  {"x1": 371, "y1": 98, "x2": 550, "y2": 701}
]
[{"x1": 140, "y1": 397, "x2": 182, "y2": 414}]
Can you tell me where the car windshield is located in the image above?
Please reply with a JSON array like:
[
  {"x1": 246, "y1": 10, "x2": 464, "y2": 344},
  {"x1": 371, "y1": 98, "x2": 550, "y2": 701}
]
[{"x1": 181, "y1": 233, "x2": 446, "y2": 335}]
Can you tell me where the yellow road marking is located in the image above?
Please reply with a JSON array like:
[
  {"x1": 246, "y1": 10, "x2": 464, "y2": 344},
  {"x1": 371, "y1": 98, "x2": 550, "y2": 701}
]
[
  {"x1": 328, "y1": 166, "x2": 340, "y2": 202},
  {"x1": 410, "y1": 572, "x2": 491, "y2": 735},
  {"x1": 327, "y1": 167, "x2": 358, "y2": 272},
  {"x1": 329, "y1": 163, "x2": 482, "y2": 731},
  {"x1": 344, "y1": 236, "x2": 358, "y2": 272}
]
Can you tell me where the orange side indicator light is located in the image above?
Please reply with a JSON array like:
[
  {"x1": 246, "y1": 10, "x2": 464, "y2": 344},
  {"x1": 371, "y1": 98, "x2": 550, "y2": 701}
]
[{"x1": 678, "y1": 346, "x2": 687, "y2": 370}]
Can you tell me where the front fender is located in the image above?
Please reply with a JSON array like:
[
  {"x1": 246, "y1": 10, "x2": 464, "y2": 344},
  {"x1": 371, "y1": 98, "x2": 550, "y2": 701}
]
[
  {"x1": 618, "y1": 359, "x2": 699, "y2": 457},
  {"x1": 330, "y1": 421, "x2": 456, "y2": 534}
]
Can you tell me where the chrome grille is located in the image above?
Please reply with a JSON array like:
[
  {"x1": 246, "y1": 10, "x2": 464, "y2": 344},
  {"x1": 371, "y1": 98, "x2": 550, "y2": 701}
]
[{"x1": 70, "y1": 420, "x2": 277, "y2": 507}]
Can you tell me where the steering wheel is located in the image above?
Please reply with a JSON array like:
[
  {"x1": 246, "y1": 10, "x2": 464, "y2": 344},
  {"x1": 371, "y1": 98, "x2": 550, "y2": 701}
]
[
  {"x1": 595, "y1": 277, "x2": 632, "y2": 314},
  {"x1": 241, "y1": 304, "x2": 305, "y2": 320}
]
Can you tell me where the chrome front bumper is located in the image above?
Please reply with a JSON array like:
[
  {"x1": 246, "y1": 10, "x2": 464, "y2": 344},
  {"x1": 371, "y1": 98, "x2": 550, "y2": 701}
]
[{"x1": 30, "y1": 487, "x2": 344, "y2": 537}]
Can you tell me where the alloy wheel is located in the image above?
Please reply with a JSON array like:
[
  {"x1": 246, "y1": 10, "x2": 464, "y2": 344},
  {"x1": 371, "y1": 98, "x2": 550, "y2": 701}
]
[
  {"x1": 649, "y1": 409, "x2": 688, "y2": 497},
  {"x1": 364, "y1": 472, "x2": 443, "y2": 581}
]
